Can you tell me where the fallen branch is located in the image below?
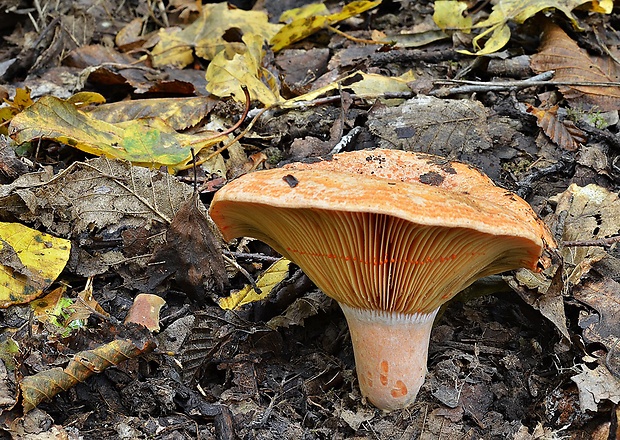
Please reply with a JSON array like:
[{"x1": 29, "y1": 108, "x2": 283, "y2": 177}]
[{"x1": 562, "y1": 235, "x2": 620, "y2": 250}]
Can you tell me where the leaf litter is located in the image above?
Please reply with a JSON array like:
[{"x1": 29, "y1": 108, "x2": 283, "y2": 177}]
[{"x1": 0, "y1": 0, "x2": 620, "y2": 438}]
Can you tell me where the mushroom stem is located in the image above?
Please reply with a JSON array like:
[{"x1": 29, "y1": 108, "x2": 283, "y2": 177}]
[{"x1": 340, "y1": 304, "x2": 439, "y2": 411}]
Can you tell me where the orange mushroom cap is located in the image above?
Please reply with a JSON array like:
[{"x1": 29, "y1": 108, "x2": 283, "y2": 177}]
[{"x1": 209, "y1": 149, "x2": 554, "y2": 410}]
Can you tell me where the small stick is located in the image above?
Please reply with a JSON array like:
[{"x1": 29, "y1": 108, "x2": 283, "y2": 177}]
[
  {"x1": 562, "y1": 235, "x2": 620, "y2": 250},
  {"x1": 222, "y1": 254, "x2": 262, "y2": 294},
  {"x1": 223, "y1": 251, "x2": 281, "y2": 264}
]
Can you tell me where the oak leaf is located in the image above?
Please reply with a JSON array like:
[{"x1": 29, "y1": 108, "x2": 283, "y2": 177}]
[{"x1": 530, "y1": 23, "x2": 620, "y2": 111}]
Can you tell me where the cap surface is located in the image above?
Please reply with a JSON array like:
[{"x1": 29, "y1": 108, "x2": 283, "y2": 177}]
[{"x1": 209, "y1": 149, "x2": 552, "y2": 314}]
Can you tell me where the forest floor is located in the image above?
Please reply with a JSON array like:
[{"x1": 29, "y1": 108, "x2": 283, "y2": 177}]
[{"x1": 1, "y1": 0, "x2": 620, "y2": 439}]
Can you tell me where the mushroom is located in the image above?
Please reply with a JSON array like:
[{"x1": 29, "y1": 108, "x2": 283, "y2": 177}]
[{"x1": 209, "y1": 149, "x2": 553, "y2": 411}]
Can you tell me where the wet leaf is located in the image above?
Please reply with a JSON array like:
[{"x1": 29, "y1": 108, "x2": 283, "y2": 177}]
[
  {"x1": 152, "y1": 2, "x2": 282, "y2": 68},
  {"x1": 526, "y1": 104, "x2": 587, "y2": 151},
  {"x1": 270, "y1": 0, "x2": 382, "y2": 52},
  {"x1": 9, "y1": 96, "x2": 226, "y2": 171},
  {"x1": 20, "y1": 333, "x2": 156, "y2": 413},
  {"x1": 530, "y1": 23, "x2": 620, "y2": 111},
  {"x1": 219, "y1": 258, "x2": 292, "y2": 310},
  {"x1": 0, "y1": 222, "x2": 71, "y2": 308}
]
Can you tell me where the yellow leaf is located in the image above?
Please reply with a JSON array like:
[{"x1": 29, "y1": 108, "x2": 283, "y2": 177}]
[
  {"x1": 9, "y1": 96, "x2": 226, "y2": 171},
  {"x1": 66, "y1": 92, "x2": 106, "y2": 107},
  {"x1": 218, "y1": 258, "x2": 291, "y2": 310},
  {"x1": 0, "y1": 222, "x2": 71, "y2": 308},
  {"x1": 279, "y1": 2, "x2": 328, "y2": 23},
  {"x1": 152, "y1": 3, "x2": 282, "y2": 68},
  {"x1": 447, "y1": 0, "x2": 611, "y2": 56},
  {"x1": 206, "y1": 34, "x2": 282, "y2": 106},
  {"x1": 433, "y1": 1, "x2": 472, "y2": 31},
  {"x1": 270, "y1": 0, "x2": 382, "y2": 52},
  {"x1": 284, "y1": 70, "x2": 414, "y2": 107}
]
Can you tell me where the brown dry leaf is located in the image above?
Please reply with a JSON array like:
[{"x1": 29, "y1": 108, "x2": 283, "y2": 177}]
[
  {"x1": 571, "y1": 363, "x2": 620, "y2": 411},
  {"x1": 526, "y1": 104, "x2": 587, "y2": 151},
  {"x1": 530, "y1": 23, "x2": 620, "y2": 111},
  {"x1": 574, "y1": 279, "x2": 620, "y2": 373},
  {"x1": 553, "y1": 184, "x2": 620, "y2": 285},
  {"x1": 147, "y1": 192, "x2": 228, "y2": 303},
  {"x1": 20, "y1": 330, "x2": 156, "y2": 413},
  {"x1": 124, "y1": 294, "x2": 166, "y2": 332}
]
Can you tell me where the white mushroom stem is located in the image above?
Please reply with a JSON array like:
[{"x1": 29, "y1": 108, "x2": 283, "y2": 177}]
[{"x1": 340, "y1": 304, "x2": 439, "y2": 411}]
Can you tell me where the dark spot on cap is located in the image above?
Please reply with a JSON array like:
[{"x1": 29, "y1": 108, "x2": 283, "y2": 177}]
[
  {"x1": 419, "y1": 171, "x2": 445, "y2": 186},
  {"x1": 283, "y1": 174, "x2": 299, "y2": 188}
]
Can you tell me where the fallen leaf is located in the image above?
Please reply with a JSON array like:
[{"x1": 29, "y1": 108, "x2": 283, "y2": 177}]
[
  {"x1": 9, "y1": 96, "x2": 226, "y2": 171},
  {"x1": 572, "y1": 363, "x2": 620, "y2": 412},
  {"x1": 0, "y1": 222, "x2": 71, "y2": 308},
  {"x1": 219, "y1": 258, "x2": 292, "y2": 310},
  {"x1": 553, "y1": 184, "x2": 620, "y2": 285},
  {"x1": 531, "y1": 23, "x2": 620, "y2": 111},
  {"x1": 441, "y1": 0, "x2": 613, "y2": 56},
  {"x1": 85, "y1": 96, "x2": 218, "y2": 131},
  {"x1": 526, "y1": 104, "x2": 587, "y2": 151},
  {"x1": 20, "y1": 328, "x2": 156, "y2": 413},
  {"x1": 432, "y1": 1, "x2": 472, "y2": 31},
  {"x1": 0, "y1": 88, "x2": 33, "y2": 136},
  {"x1": 575, "y1": 279, "x2": 620, "y2": 373},
  {"x1": 270, "y1": 0, "x2": 382, "y2": 52},
  {"x1": 147, "y1": 192, "x2": 228, "y2": 303},
  {"x1": 206, "y1": 33, "x2": 282, "y2": 106},
  {"x1": 152, "y1": 3, "x2": 282, "y2": 68},
  {"x1": 124, "y1": 294, "x2": 166, "y2": 332}
]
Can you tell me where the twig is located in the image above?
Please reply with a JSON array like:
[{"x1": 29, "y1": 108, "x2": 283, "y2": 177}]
[
  {"x1": 431, "y1": 71, "x2": 620, "y2": 95},
  {"x1": 222, "y1": 254, "x2": 262, "y2": 294},
  {"x1": 431, "y1": 71, "x2": 555, "y2": 95},
  {"x1": 562, "y1": 235, "x2": 620, "y2": 250},
  {"x1": 223, "y1": 251, "x2": 281, "y2": 264}
]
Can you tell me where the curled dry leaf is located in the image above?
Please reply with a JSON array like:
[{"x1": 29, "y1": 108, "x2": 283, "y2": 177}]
[
  {"x1": 20, "y1": 331, "x2": 156, "y2": 413},
  {"x1": 526, "y1": 104, "x2": 587, "y2": 151}
]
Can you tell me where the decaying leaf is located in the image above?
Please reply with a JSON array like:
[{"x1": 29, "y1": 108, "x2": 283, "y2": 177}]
[
  {"x1": 266, "y1": 290, "x2": 333, "y2": 329},
  {"x1": 85, "y1": 96, "x2": 218, "y2": 131},
  {"x1": 553, "y1": 184, "x2": 620, "y2": 285},
  {"x1": 270, "y1": 0, "x2": 382, "y2": 52},
  {"x1": 526, "y1": 104, "x2": 587, "y2": 151},
  {"x1": 219, "y1": 258, "x2": 292, "y2": 310},
  {"x1": 572, "y1": 363, "x2": 620, "y2": 412},
  {"x1": 574, "y1": 279, "x2": 620, "y2": 373},
  {"x1": 147, "y1": 192, "x2": 228, "y2": 302},
  {"x1": 9, "y1": 96, "x2": 227, "y2": 171},
  {"x1": 435, "y1": 0, "x2": 613, "y2": 56},
  {"x1": 151, "y1": 2, "x2": 282, "y2": 68},
  {"x1": 0, "y1": 222, "x2": 71, "y2": 308},
  {"x1": 19, "y1": 328, "x2": 156, "y2": 413},
  {"x1": 366, "y1": 95, "x2": 495, "y2": 174},
  {"x1": 284, "y1": 70, "x2": 414, "y2": 107},
  {"x1": 530, "y1": 23, "x2": 620, "y2": 111}
]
